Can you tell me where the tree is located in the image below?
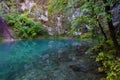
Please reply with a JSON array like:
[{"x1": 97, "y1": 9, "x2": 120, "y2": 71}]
[
  {"x1": 85, "y1": 0, "x2": 108, "y2": 40},
  {"x1": 103, "y1": 0, "x2": 119, "y2": 56}
]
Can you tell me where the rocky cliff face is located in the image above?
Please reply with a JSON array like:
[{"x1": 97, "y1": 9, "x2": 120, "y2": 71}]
[
  {"x1": 0, "y1": 0, "x2": 120, "y2": 36},
  {"x1": 19, "y1": 0, "x2": 66, "y2": 35},
  {"x1": 112, "y1": 0, "x2": 120, "y2": 35},
  {"x1": 0, "y1": 0, "x2": 92, "y2": 36},
  {"x1": 0, "y1": 16, "x2": 14, "y2": 42}
]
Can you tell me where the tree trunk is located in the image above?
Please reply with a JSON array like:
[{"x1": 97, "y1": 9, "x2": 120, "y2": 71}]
[
  {"x1": 103, "y1": 0, "x2": 119, "y2": 56},
  {"x1": 97, "y1": 19, "x2": 108, "y2": 40},
  {"x1": 92, "y1": 0, "x2": 108, "y2": 41}
]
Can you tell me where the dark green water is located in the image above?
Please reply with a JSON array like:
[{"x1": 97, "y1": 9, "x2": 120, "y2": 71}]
[{"x1": 0, "y1": 39, "x2": 103, "y2": 80}]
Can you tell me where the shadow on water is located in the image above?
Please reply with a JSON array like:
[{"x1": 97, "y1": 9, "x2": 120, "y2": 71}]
[{"x1": 0, "y1": 39, "x2": 104, "y2": 80}]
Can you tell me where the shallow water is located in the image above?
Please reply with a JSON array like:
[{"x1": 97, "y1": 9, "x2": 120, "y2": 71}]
[{"x1": 0, "y1": 39, "x2": 103, "y2": 80}]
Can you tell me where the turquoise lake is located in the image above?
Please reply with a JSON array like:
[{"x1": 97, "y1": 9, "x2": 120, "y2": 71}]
[{"x1": 0, "y1": 39, "x2": 103, "y2": 80}]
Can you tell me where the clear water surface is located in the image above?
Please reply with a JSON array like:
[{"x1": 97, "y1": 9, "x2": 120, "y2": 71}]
[{"x1": 0, "y1": 39, "x2": 103, "y2": 80}]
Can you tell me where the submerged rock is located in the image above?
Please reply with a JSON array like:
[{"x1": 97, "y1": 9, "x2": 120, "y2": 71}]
[{"x1": 69, "y1": 64, "x2": 84, "y2": 72}]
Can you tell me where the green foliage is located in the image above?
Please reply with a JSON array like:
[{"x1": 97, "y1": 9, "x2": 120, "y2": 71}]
[
  {"x1": 92, "y1": 40, "x2": 114, "y2": 53},
  {"x1": 4, "y1": 13, "x2": 18, "y2": 26},
  {"x1": 4, "y1": 13, "x2": 47, "y2": 39},
  {"x1": 96, "y1": 52, "x2": 120, "y2": 80},
  {"x1": 71, "y1": 15, "x2": 94, "y2": 31},
  {"x1": 80, "y1": 32, "x2": 92, "y2": 39},
  {"x1": 92, "y1": 40, "x2": 120, "y2": 80},
  {"x1": 48, "y1": 0, "x2": 73, "y2": 16}
]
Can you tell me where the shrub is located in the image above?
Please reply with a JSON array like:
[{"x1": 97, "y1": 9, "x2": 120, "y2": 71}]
[
  {"x1": 92, "y1": 40, "x2": 120, "y2": 80},
  {"x1": 96, "y1": 52, "x2": 120, "y2": 80},
  {"x1": 4, "y1": 13, "x2": 47, "y2": 39}
]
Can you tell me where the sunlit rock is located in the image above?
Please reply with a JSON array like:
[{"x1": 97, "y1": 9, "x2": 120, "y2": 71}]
[
  {"x1": 38, "y1": 15, "x2": 48, "y2": 21},
  {"x1": 73, "y1": 32, "x2": 82, "y2": 35},
  {"x1": 72, "y1": 8, "x2": 80, "y2": 20},
  {"x1": 45, "y1": 11, "x2": 48, "y2": 16},
  {"x1": 20, "y1": 0, "x2": 36, "y2": 12}
]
